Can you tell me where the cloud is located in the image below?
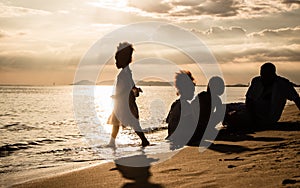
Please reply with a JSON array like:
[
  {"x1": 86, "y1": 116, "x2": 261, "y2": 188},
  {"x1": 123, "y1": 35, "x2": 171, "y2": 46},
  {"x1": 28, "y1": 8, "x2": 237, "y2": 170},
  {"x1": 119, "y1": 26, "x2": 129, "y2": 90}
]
[
  {"x1": 282, "y1": 0, "x2": 300, "y2": 5},
  {"x1": 124, "y1": 0, "x2": 300, "y2": 21},
  {"x1": 0, "y1": 1, "x2": 299, "y2": 85},
  {"x1": 0, "y1": 50, "x2": 80, "y2": 72},
  {"x1": 193, "y1": 26, "x2": 247, "y2": 38},
  {"x1": 172, "y1": 0, "x2": 239, "y2": 17},
  {"x1": 213, "y1": 45, "x2": 300, "y2": 64},
  {"x1": 251, "y1": 26, "x2": 300, "y2": 37},
  {"x1": 128, "y1": 0, "x2": 172, "y2": 13},
  {"x1": 249, "y1": 26, "x2": 300, "y2": 45},
  {"x1": 188, "y1": 25, "x2": 300, "y2": 66},
  {"x1": 0, "y1": 2, "x2": 51, "y2": 17},
  {"x1": 0, "y1": 29, "x2": 31, "y2": 40},
  {"x1": 190, "y1": 26, "x2": 248, "y2": 47},
  {"x1": 0, "y1": 30, "x2": 9, "y2": 38},
  {"x1": 201, "y1": 25, "x2": 300, "y2": 45}
]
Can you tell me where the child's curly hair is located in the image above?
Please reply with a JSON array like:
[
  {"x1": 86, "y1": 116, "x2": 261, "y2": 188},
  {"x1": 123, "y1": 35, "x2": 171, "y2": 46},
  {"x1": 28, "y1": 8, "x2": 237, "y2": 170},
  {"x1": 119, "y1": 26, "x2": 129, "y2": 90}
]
[
  {"x1": 175, "y1": 70, "x2": 196, "y2": 96},
  {"x1": 115, "y1": 42, "x2": 134, "y2": 68}
]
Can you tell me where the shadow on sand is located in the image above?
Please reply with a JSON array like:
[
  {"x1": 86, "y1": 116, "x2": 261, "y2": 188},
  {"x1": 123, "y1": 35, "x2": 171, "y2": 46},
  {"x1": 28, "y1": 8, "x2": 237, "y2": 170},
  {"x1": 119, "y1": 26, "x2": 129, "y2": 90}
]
[
  {"x1": 216, "y1": 121, "x2": 300, "y2": 141},
  {"x1": 112, "y1": 154, "x2": 163, "y2": 188},
  {"x1": 202, "y1": 121, "x2": 300, "y2": 154}
]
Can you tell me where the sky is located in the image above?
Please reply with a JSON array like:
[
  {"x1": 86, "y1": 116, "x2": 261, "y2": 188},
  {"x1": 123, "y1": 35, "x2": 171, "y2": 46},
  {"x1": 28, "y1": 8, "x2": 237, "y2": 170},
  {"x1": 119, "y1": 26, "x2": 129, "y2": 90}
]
[{"x1": 0, "y1": 0, "x2": 300, "y2": 85}]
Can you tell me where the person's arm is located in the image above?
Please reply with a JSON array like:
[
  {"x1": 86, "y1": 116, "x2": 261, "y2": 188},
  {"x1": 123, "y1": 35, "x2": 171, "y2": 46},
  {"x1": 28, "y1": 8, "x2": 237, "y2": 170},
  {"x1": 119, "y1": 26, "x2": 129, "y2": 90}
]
[
  {"x1": 245, "y1": 97, "x2": 254, "y2": 112},
  {"x1": 245, "y1": 78, "x2": 256, "y2": 113},
  {"x1": 294, "y1": 97, "x2": 300, "y2": 110},
  {"x1": 166, "y1": 100, "x2": 178, "y2": 123},
  {"x1": 132, "y1": 86, "x2": 143, "y2": 97},
  {"x1": 285, "y1": 80, "x2": 300, "y2": 110},
  {"x1": 166, "y1": 100, "x2": 180, "y2": 139}
]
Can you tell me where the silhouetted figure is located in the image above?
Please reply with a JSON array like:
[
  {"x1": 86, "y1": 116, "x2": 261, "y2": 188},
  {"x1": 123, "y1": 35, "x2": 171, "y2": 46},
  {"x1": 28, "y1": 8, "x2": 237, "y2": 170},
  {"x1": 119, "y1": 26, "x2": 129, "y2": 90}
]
[
  {"x1": 191, "y1": 76, "x2": 225, "y2": 144},
  {"x1": 246, "y1": 62, "x2": 300, "y2": 125},
  {"x1": 107, "y1": 42, "x2": 150, "y2": 147},
  {"x1": 165, "y1": 70, "x2": 197, "y2": 148},
  {"x1": 224, "y1": 62, "x2": 300, "y2": 130}
]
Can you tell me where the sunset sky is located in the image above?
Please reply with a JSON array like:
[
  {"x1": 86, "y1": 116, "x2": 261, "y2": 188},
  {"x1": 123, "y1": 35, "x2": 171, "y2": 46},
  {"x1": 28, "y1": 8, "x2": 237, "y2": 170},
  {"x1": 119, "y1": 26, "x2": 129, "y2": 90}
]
[{"x1": 0, "y1": 0, "x2": 299, "y2": 85}]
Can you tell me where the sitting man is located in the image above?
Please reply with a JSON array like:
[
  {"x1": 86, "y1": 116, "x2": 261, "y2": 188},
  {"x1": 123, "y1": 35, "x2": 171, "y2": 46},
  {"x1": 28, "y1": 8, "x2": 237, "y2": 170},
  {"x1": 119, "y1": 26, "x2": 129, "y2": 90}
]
[{"x1": 224, "y1": 62, "x2": 300, "y2": 130}]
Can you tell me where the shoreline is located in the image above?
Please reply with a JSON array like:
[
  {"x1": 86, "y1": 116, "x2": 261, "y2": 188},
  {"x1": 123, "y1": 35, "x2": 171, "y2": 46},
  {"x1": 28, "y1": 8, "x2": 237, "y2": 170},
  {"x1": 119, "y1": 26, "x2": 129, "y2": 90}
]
[
  {"x1": 3, "y1": 160, "x2": 109, "y2": 187},
  {"x1": 9, "y1": 105, "x2": 300, "y2": 188}
]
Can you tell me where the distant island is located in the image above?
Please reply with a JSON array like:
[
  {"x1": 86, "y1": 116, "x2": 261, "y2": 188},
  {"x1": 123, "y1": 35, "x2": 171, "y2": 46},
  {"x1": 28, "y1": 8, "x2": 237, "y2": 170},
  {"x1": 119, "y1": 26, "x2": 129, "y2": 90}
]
[
  {"x1": 72, "y1": 80, "x2": 95, "y2": 85},
  {"x1": 71, "y1": 80, "x2": 300, "y2": 87},
  {"x1": 225, "y1": 84, "x2": 249, "y2": 87},
  {"x1": 96, "y1": 80, "x2": 250, "y2": 87},
  {"x1": 97, "y1": 80, "x2": 172, "y2": 86},
  {"x1": 136, "y1": 81, "x2": 172, "y2": 86},
  {"x1": 97, "y1": 80, "x2": 115, "y2": 85},
  {"x1": 72, "y1": 80, "x2": 173, "y2": 86}
]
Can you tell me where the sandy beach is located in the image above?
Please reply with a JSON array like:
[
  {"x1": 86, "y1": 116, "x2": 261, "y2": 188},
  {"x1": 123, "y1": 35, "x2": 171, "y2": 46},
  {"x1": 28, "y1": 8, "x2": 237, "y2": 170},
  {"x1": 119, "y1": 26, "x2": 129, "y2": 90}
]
[{"x1": 11, "y1": 104, "x2": 300, "y2": 188}]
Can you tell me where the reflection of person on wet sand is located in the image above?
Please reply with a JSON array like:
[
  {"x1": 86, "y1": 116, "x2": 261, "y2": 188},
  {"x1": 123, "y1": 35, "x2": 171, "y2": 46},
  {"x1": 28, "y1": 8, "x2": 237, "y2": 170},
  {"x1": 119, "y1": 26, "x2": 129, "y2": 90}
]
[
  {"x1": 107, "y1": 42, "x2": 150, "y2": 147},
  {"x1": 224, "y1": 62, "x2": 300, "y2": 130},
  {"x1": 165, "y1": 70, "x2": 197, "y2": 147}
]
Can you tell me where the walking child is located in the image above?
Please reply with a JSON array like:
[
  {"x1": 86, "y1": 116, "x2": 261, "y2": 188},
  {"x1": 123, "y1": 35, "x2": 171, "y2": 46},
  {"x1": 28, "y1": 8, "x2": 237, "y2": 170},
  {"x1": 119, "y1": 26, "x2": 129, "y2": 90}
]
[{"x1": 107, "y1": 42, "x2": 150, "y2": 147}]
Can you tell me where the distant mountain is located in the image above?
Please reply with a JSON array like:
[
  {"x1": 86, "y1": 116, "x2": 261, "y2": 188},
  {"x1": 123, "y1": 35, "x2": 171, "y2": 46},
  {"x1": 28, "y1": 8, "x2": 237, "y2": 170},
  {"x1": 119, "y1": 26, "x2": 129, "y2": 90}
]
[
  {"x1": 136, "y1": 81, "x2": 172, "y2": 86},
  {"x1": 97, "y1": 80, "x2": 172, "y2": 86},
  {"x1": 225, "y1": 84, "x2": 249, "y2": 87},
  {"x1": 72, "y1": 80, "x2": 94, "y2": 85},
  {"x1": 97, "y1": 80, "x2": 115, "y2": 85},
  {"x1": 94, "y1": 80, "x2": 263, "y2": 87}
]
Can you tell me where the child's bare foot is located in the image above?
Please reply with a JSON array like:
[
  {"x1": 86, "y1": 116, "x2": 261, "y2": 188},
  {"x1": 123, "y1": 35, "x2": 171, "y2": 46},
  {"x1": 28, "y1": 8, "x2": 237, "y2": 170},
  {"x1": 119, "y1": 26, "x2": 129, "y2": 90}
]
[
  {"x1": 107, "y1": 143, "x2": 116, "y2": 148},
  {"x1": 107, "y1": 138, "x2": 116, "y2": 148},
  {"x1": 142, "y1": 140, "x2": 150, "y2": 147}
]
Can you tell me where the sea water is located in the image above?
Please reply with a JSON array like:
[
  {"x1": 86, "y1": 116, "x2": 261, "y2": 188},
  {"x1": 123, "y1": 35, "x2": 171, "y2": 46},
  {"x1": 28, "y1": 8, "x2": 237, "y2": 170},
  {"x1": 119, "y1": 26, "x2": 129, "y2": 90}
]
[{"x1": 1, "y1": 86, "x2": 298, "y2": 183}]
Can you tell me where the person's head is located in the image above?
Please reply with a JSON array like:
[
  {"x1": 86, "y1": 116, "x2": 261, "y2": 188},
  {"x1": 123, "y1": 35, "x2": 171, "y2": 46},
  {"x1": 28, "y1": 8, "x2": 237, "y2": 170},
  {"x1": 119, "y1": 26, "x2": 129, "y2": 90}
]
[
  {"x1": 115, "y1": 42, "x2": 134, "y2": 69},
  {"x1": 207, "y1": 76, "x2": 225, "y2": 96},
  {"x1": 175, "y1": 70, "x2": 195, "y2": 100},
  {"x1": 260, "y1": 62, "x2": 277, "y2": 86}
]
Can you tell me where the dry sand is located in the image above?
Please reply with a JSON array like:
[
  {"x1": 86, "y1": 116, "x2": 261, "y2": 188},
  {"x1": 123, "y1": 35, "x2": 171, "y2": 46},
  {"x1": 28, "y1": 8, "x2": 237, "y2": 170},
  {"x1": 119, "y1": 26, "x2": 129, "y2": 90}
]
[{"x1": 11, "y1": 105, "x2": 300, "y2": 188}]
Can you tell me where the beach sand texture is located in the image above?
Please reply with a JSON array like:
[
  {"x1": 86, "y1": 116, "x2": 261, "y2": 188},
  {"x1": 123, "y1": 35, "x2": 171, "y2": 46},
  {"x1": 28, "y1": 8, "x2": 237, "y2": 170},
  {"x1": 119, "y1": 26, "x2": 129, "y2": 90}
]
[{"x1": 12, "y1": 105, "x2": 300, "y2": 188}]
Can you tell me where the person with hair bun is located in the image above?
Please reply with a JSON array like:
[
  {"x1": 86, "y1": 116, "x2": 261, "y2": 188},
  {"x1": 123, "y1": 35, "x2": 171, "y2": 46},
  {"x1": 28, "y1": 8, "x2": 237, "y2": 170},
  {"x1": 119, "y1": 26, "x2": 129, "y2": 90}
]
[{"x1": 107, "y1": 42, "x2": 150, "y2": 147}]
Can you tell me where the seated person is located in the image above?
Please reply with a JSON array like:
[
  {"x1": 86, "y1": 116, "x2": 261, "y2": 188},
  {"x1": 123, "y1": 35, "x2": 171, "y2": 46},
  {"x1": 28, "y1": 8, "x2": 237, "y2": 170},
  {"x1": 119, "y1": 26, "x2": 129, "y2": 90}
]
[
  {"x1": 191, "y1": 76, "x2": 225, "y2": 142},
  {"x1": 165, "y1": 70, "x2": 197, "y2": 147},
  {"x1": 224, "y1": 62, "x2": 300, "y2": 130}
]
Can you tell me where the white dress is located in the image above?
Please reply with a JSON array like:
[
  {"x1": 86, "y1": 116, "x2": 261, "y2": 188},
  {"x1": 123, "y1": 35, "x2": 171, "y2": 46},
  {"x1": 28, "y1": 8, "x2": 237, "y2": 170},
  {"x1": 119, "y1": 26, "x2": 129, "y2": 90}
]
[{"x1": 108, "y1": 66, "x2": 142, "y2": 131}]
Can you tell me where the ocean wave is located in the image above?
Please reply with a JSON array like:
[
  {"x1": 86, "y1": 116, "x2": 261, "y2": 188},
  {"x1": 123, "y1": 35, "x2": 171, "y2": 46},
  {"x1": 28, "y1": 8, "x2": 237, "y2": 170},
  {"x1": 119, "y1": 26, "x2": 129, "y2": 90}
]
[
  {"x1": 0, "y1": 138, "x2": 66, "y2": 157},
  {"x1": 0, "y1": 113, "x2": 17, "y2": 117},
  {"x1": 1, "y1": 122, "x2": 40, "y2": 131},
  {"x1": 0, "y1": 142, "x2": 31, "y2": 157}
]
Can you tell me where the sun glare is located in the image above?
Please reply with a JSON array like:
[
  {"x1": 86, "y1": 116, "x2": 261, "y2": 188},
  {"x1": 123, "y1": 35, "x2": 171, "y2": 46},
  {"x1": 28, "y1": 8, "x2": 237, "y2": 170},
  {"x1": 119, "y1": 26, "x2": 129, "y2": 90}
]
[
  {"x1": 93, "y1": 85, "x2": 136, "y2": 144},
  {"x1": 94, "y1": 86, "x2": 114, "y2": 126}
]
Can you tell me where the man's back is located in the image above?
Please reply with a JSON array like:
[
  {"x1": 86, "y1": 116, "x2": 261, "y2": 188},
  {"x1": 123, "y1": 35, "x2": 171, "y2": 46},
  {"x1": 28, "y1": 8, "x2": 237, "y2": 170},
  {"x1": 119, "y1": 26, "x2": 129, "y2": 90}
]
[{"x1": 246, "y1": 75, "x2": 299, "y2": 124}]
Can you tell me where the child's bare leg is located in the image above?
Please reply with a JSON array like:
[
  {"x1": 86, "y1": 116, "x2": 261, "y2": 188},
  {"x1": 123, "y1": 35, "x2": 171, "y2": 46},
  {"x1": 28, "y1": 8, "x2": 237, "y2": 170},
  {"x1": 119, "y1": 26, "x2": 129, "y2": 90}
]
[
  {"x1": 132, "y1": 121, "x2": 150, "y2": 147},
  {"x1": 135, "y1": 131, "x2": 150, "y2": 147},
  {"x1": 111, "y1": 124, "x2": 120, "y2": 139},
  {"x1": 108, "y1": 124, "x2": 119, "y2": 147}
]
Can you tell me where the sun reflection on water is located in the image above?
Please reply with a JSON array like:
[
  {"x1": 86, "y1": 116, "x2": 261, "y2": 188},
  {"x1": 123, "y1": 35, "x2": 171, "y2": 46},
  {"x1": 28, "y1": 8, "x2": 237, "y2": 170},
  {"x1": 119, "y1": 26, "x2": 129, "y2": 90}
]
[{"x1": 94, "y1": 86, "x2": 114, "y2": 130}]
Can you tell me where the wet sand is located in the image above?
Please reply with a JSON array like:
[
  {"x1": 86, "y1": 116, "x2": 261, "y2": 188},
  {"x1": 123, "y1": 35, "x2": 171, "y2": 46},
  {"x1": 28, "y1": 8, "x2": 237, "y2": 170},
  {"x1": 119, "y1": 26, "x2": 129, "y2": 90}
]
[{"x1": 12, "y1": 105, "x2": 300, "y2": 188}]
